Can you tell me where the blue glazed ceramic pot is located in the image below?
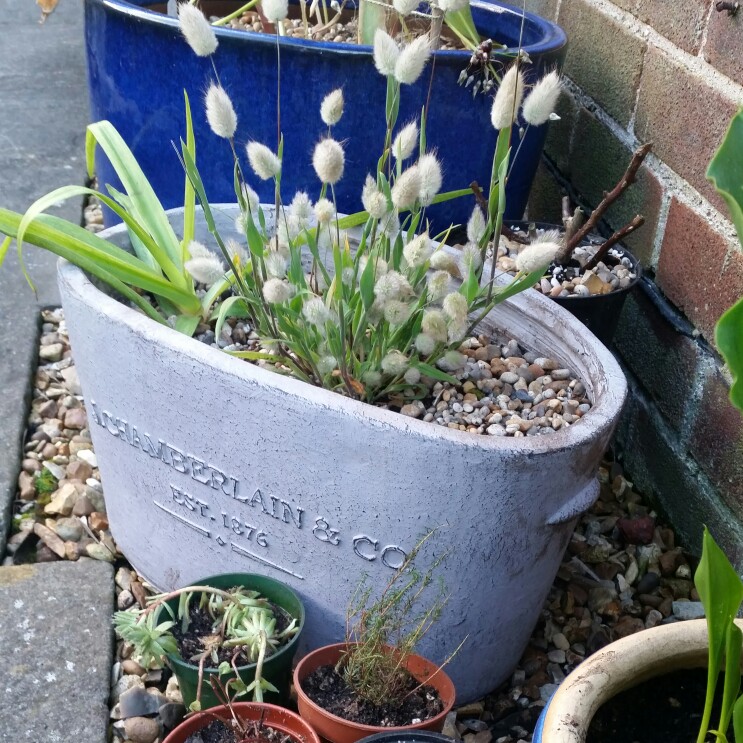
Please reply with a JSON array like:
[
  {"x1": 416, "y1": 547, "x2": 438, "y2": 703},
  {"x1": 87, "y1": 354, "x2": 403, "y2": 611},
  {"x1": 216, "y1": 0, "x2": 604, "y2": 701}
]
[{"x1": 84, "y1": 0, "x2": 567, "y2": 227}]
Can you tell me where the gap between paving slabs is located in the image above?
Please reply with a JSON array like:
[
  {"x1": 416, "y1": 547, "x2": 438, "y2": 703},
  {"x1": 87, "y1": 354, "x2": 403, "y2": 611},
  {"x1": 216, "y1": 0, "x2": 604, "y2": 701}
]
[{"x1": 4, "y1": 307, "x2": 705, "y2": 743}]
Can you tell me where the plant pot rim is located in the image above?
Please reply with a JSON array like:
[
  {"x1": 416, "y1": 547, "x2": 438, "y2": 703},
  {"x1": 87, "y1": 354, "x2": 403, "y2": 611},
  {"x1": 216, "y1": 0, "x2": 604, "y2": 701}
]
[
  {"x1": 89, "y1": 0, "x2": 567, "y2": 58},
  {"x1": 56, "y1": 204, "x2": 627, "y2": 457},
  {"x1": 162, "y1": 700, "x2": 322, "y2": 743},
  {"x1": 293, "y1": 642, "x2": 456, "y2": 734},
  {"x1": 506, "y1": 220, "x2": 644, "y2": 303},
  {"x1": 536, "y1": 618, "x2": 743, "y2": 743},
  {"x1": 154, "y1": 571, "x2": 305, "y2": 675}
]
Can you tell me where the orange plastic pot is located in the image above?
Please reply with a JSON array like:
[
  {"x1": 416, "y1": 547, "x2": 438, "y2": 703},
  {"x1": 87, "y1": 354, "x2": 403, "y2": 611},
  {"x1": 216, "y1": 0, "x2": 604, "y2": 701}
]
[
  {"x1": 162, "y1": 702, "x2": 321, "y2": 743},
  {"x1": 293, "y1": 643, "x2": 456, "y2": 743}
]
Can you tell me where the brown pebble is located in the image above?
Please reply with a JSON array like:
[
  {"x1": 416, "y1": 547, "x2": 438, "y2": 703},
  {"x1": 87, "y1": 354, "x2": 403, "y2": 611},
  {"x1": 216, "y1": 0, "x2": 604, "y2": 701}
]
[{"x1": 89, "y1": 512, "x2": 109, "y2": 532}]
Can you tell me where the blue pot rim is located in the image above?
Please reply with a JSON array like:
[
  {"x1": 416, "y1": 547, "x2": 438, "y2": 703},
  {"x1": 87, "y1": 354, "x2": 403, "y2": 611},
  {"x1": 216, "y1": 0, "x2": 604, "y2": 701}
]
[{"x1": 88, "y1": 0, "x2": 567, "y2": 58}]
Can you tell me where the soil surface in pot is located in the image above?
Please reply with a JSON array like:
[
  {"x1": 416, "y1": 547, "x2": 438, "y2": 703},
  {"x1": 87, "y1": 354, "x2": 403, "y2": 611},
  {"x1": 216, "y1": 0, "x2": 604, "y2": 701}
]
[
  {"x1": 302, "y1": 663, "x2": 443, "y2": 726},
  {"x1": 148, "y1": 1, "x2": 463, "y2": 49},
  {"x1": 185, "y1": 718, "x2": 296, "y2": 743},
  {"x1": 496, "y1": 228, "x2": 637, "y2": 298},
  {"x1": 586, "y1": 668, "x2": 737, "y2": 743},
  {"x1": 171, "y1": 597, "x2": 294, "y2": 666}
]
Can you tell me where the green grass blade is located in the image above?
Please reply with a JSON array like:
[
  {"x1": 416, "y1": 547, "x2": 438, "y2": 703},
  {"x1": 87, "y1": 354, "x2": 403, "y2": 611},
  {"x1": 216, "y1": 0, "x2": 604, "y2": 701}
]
[
  {"x1": 719, "y1": 622, "x2": 742, "y2": 735},
  {"x1": 182, "y1": 91, "x2": 196, "y2": 260},
  {"x1": 86, "y1": 121, "x2": 182, "y2": 265},
  {"x1": 445, "y1": 6, "x2": 479, "y2": 49},
  {"x1": 733, "y1": 696, "x2": 743, "y2": 743}
]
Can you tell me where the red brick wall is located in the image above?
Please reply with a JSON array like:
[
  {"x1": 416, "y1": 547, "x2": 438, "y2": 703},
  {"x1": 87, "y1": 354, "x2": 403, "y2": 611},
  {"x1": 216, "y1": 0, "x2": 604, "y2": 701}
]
[{"x1": 525, "y1": 0, "x2": 743, "y2": 558}]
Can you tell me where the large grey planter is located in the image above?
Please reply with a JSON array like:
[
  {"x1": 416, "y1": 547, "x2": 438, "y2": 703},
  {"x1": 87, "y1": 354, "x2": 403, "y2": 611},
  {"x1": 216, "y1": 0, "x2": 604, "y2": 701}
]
[{"x1": 58, "y1": 206, "x2": 627, "y2": 702}]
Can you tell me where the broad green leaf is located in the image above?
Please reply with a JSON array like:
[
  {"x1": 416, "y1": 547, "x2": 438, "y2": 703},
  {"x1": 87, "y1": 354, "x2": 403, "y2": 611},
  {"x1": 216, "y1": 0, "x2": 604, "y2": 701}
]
[
  {"x1": 695, "y1": 527, "x2": 743, "y2": 743},
  {"x1": 174, "y1": 314, "x2": 201, "y2": 337},
  {"x1": 359, "y1": 254, "x2": 376, "y2": 311},
  {"x1": 415, "y1": 361, "x2": 459, "y2": 384},
  {"x1": 733, "y1": 695, "x2": 743, "y2": 743},
  {"x1": 719, "y1": 622, "x2": 742, "y2": 736},
  {"x1": 708, "y1": 109, "x2": 743, "y2": 412},
  {"x1": 86, "y1": 121, "x2": 182, "y2": 265},
  {"x1": 358, "y1": 0, "x2": 386, "y2": 45},
  {"x1": 445, "y1": 6, "x2": 479, "y2": 49}
]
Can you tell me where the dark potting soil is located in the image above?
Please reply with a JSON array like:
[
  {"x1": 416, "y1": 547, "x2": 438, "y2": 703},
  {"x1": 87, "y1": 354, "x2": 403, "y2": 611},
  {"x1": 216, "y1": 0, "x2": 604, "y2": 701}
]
[
  {"x1": 302, "y1": 664, "x2": 443, "y2": 727},
  {"x1": 185, "y1": 718, "x2": 295, "y2": 743},
  {"x1": 586, "y1": 668, "x2": 737, "y2": 743},
  {"x1": 170, "y1": 597, "x2": 293, "y2": 666}
]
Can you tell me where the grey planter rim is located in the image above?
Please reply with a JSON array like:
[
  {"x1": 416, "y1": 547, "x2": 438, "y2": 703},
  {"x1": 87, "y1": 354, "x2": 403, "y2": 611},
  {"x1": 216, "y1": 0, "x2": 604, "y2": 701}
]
[{"x1": 56, "y1": 205, "x2": 627, "y2": 457}]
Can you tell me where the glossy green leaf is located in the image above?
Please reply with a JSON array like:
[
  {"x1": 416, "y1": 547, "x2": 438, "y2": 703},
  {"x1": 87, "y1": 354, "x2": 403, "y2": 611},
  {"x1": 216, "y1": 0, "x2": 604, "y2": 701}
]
[
  {"x1": 708, "y1": 109, "x2": 743, "y2": 412},
  {"x1": 720, "y1": 621, "x2": 742, "y2": 737},
  {"x1": 732, "y1": 695, "x2": 743, "y2": 743},
  {"x1": 215, "y1": 295, "x2": 249, "y2": 341},
  {"x1": 695, "y1": 527, "x2": 743, "y2": 743},
  {"x1": 414, "y1": 361, "x2": 459, "y2": 384}
]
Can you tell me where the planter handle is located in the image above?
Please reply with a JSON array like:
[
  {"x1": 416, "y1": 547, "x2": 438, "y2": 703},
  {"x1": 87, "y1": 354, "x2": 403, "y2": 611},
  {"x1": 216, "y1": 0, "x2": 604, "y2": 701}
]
[{"x1": 545, "y1": 479, "x2": 599, "y2": 526}]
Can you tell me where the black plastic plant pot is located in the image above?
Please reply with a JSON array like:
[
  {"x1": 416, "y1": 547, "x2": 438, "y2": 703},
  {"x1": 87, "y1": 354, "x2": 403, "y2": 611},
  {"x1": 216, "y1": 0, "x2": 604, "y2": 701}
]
[
  {"x1": 357, "y1": 732, "x2": 457, "y2": 743},
  {"x1": 550, "y1": 249, "x2": 642, "y2": 347},
  {"x1": 155, "y1": 572, "x2": 305, "y2": 710},
  {"x1": 507, "y1": 221, "x2": 643, "y2": 347}
]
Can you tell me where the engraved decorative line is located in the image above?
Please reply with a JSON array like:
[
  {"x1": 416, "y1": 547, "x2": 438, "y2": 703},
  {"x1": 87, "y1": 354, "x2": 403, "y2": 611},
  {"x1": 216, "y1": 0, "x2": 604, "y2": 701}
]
[
  {"x1": 230, "y1": 542, "x2": 304, "y2": 580},
  {"x1": 154, "y1": 501, "x2": 211, "y2": 537}
]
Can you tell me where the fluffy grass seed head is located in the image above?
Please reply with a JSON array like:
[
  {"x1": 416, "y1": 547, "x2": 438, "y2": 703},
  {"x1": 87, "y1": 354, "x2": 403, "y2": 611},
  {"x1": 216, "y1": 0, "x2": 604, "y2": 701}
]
[
  {"x1": 438, "y1": 350, "x2": 467, "y2": 371},
  {"x1": 404, "y1": 367, "x2": 421, "y2": 385},
  {"x1": 491, "y1": 64, "x2": 525, "y2": 131},
  {"x1": 373, "y1": 29, "x2": 399, "y2": 77},
  {"x1": 392, "y1": 121, "x2": 419, "y2": 162},
  {"x1": 394, "y1": 35, "x2": 431, "y2": 85},
  {"x1": 403, "y1": 232, "x2": 432, "y2": 268},
  {"x1": 302, "y1": 296, "x2": 333, "y2": 326},
  {"x1": 427, "y1": 270, "x2": 451, "y2": 302},
  {"x1": 459, "y1": 243, "x2": 482, "y2": 276},
  {"x1": 205, "y1": 84, "x2": 237, "y2": 139},
  {"x1": 391, "y1": 165, "x2": 421, "y2": 211},
  {"x1": 320, "y1": 88, "x2": 344, "y2": 126},
  {"x1": 374, "y1": 270, "x2": 413, "y2": 303},
  {"x1": 417, "y1": 153, "x2": 443, "y2": 206},
  {"x1": 317, "y1": 355, "x2": 337, "y2": 375},
  {"x1": 314, "y1": 197, "x2": 336, "y2": 224},
  {"x1": 393, "y1": 0, "x2": 419, "y2": 14},
  {"x1": 360, "y1": 255, "x2": 389, "y2": 277},
  {"x1": 313, "y1": 138, "x2": 345, "y2": 185},
  {"x1": 467, "y1": 207, "x2": 487, "y2": 245},
  {"x1": 262, "y1": 0, "x2": 289, "y2": 22},
  {"x1": 379, "y1": 210, "x2": 400, "y2": 239},
  {"x1": 247, "y1": 142, "x2": 281, "y2": 180},
  {"x1": 178, "y1": 3, "x2": 218, "y2": 57},
  {"x1": 448, "y1": 319, "x2": 469, "y2": 344},
  {"x1": 381, "y1": 350, "x2": 409, "y2": 376},
  {"x1": 363, "y1": 369, "x2": 383, "y2": 387},
  {"x1": 265, "y1": 251, "x2": 288, "y2": 278},
  {"x1": 430, "y1": 250, "x2": 459, "y2": 275},
  {"x1": 522, "y1": 70, "x2": 562, "y2": 127},
  {"x1": 434, "y1": 0, "x2": 469, "y2": 10},
  {"x1": 289, "y1": 191, "x2": 314, "y2": 224},
  {"x1": 421, "y1": 308, "x2": 449, "y2": 344},
  {"x1": 361, "y1": 175, "x2": 388, "y2": 219},
  {"x1": 185, "y1": 253, "x2": 225, "y2": 286},
  {"x1": 241, "y1": 184, "x2": 260, "y2": 214},
  {"x1": 516, "y1": 238, "x2": 561, "y2": 273},
  {"x1": 415, "y1": 332, "x2": 437, "y2": 355},
  {"x1": 225, "y1": 238, "x2": 249, "y2": 267},
  {"x1": 443, "y1": 291, "x2": 468, "y2": 323},
  {"x1": 262, "y1": 278, "x2": 295, "y2": 303},
  {"x1": 187, "y1": 240, "x2": 210, "y2": 260},
  {"x1": 278, "y1": 213, "x2": 303, "y2": 248},
  {"x1": 383, "y1": 300, "x2": 412, "y2": 325}
]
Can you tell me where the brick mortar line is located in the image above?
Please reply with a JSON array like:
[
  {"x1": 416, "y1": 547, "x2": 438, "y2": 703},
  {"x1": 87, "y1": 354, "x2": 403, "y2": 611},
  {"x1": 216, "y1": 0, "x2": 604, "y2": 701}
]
[
  {"x1": 617, "y1": 364, "x2": 743, "y2": 550},
  {"x1": 649, "y1": 191, "x2": 672, "y2": 269},
  {"x1": 582, "y1": 0, "x2": 743, "y2": 100},
  {"x1": 697, "y1": 0, "x2": 717, "y2": 59},
  {"x1": 678, "y1": 351, "x2": 718, "y2": 447}
]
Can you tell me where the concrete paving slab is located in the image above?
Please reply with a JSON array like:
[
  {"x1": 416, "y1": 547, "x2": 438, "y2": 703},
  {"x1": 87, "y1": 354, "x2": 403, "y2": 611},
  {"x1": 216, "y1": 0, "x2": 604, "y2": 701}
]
[{"x1": 0, "y1": 560, "x2": 114, "y2": 743}]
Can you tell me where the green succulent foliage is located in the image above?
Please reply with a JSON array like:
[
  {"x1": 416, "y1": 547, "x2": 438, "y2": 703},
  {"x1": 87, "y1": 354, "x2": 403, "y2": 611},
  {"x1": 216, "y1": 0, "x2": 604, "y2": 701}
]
[
  {"x1": 113, "y1": 611, "x2": 178, "y2": 670},
  {"x1": 694, "y1": 527, "x2": 743, "y2": 743},
  {"x1": 707, "y1": 108, "x2": 743, "y2": 412},
  {"x1": 35, "y1": 469, "x2": 58, "y2": 497}
]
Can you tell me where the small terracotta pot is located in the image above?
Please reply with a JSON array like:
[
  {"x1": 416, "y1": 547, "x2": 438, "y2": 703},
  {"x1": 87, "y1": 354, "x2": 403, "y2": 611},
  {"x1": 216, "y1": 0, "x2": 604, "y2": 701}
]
[
  {"x1": 162, "y1": 701, "x2": 322, "y2": 743},
  {"x1": 293, "y1": 643, "x2": 456, "y2": 743}
]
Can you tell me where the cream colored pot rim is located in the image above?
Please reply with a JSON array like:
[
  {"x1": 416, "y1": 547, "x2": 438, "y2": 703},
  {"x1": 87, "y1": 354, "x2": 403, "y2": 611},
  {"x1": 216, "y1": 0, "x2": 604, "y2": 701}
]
[{"x1": 540, "y1": 618, "x2": 743, "y2": 743}]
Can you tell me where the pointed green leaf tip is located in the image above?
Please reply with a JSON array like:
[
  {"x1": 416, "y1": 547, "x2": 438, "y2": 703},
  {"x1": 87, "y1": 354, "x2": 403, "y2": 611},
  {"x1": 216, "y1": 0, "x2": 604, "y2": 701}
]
[{"x1": 708, "y1": 108, "x2": 743, "y2": 413}]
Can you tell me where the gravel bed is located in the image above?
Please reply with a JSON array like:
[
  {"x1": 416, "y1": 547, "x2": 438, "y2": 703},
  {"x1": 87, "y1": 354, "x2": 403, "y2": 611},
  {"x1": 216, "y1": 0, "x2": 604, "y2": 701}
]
[
  {"x1": 498, "y1": 229, "x2": 637, "y2": 298},
  {"x1": 4, "y1": 309, "x2": 701, "y2": 743}
]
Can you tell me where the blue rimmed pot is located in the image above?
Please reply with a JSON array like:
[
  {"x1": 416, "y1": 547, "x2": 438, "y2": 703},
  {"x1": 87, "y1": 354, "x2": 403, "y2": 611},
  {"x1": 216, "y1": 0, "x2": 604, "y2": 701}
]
[{"x1": 84, "y1": 0, "x2": 567, "y2": 227}]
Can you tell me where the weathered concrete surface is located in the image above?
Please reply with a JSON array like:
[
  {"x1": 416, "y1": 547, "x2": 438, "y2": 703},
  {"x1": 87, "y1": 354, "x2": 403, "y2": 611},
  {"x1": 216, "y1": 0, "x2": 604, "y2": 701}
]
[
  {"x1": 0, "y1": 0, "x2": 89, "y2": 552},
  {"x1": 0, "y1": 561, "x2": 114, "y2": 743}
]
